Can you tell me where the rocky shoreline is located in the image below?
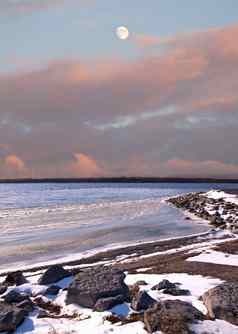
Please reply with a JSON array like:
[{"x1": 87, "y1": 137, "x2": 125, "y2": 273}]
[
  {"x1": 0, "y1": 190, "x2": 238, "y2": 333},
  {"x1": 167, "y1": 190, "x2": 238, "y2": 231}
]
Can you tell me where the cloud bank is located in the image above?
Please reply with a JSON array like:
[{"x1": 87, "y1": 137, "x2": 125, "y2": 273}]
[{"x1": 0, "y1": 24, "x2": 238, "y2": 178}]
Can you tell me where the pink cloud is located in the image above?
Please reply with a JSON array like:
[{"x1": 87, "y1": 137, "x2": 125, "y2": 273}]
[
  {"x1": 69, "y1": 153, "x2": 104, "y2": 177},
  {"x1": 5, "y1": 155, "x2": 26, "y2": 171},
  {"x1": 0, "y1": 155, "x2": 28, "y2": 179}
]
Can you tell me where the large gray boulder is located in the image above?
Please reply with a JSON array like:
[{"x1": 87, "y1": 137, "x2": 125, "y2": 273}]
[
  {"x1": 66, "y1": 267, "x2": 129, "y2": 308},
  {"x1": 202, "y1": 282, "x2": 238, "y2": 325},
  {"x1": 38, "y1": 265, "x2": 71, "y2": 285},
  {"x1": 0, "y1": 301, "x2": 27, "y2": 332},
  {"x1": 144, "y1": 300, "x2": 205, "y2": 334}
]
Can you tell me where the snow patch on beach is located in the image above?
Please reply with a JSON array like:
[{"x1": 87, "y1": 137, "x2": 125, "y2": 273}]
[
  {"x1": 187, "y1": 250, "x2": 238, "y2": 266},
  {"x1": 191, "y1": 319, "x2": 238, "y2": 334}
]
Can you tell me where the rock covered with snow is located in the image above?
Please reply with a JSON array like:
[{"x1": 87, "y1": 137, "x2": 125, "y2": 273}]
[
  {"x1": 202, "y1": 282, "x2": 238, "y2": 326},
  {"x1": 66, "y1": 266, "x2": 129, "y2": 309}
]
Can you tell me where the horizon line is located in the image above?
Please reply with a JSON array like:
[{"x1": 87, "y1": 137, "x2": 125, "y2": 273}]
[{"x1": 0, "y1": 177, "x2": 238, "y2": 184}]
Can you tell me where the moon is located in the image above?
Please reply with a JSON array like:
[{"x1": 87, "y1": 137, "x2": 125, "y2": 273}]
[{"x1": 116, "y1": 26, "x2": 130, "y2": 40}]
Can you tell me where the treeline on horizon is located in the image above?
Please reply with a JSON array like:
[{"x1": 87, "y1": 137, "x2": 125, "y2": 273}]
[{"x1": 0, "y1": 177, "x2": 238, "y2": 184}]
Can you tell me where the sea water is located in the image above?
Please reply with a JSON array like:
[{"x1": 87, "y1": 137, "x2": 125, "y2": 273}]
[{"x1": 0, "y1": 182, "x2": 236, "y2": 270}]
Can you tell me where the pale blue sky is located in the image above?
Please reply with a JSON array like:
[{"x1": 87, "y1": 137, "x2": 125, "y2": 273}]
[{"x1": 1, "y1": 0, "x2": 238, "y2": 71}]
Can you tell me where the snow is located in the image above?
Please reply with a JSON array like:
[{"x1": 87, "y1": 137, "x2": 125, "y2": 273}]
[
  {"x1": 13, "y1": 283, "x2": 47, "y2": 297},
  {"x1": 191, "y1": 319, "x2": 238, "y2": 334},
  {"x1": 137, "y1": 231, "x2": 235, "y2": 261},
  {"x1": 187, "y1": 250, "x2": 238, "y2": 266},
  {"x1": 205, "y1": 190, "x2": 238, "y2": 205},
  {"x1": 15, "y1": 307, "x2": 149, "y2": 334},
  {"x1": 136, "y1": 268, "x2": 153, "y2": 272}
]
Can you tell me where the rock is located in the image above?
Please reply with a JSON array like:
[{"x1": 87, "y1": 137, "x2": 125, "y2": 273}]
[
  {"x1": 163, "y1": 287, "x2": 190, "y2": 296},
  {"x1": 4, "y1": 290, "x2": 29, "y2": 304},
  {"x1": 104, "y1": 314, "x2": 122, "y2": 324},
  {"x1": 45, "y1": 285, "x2": 61, "y2": 296},
  {"x1": 202, "y1": 282, "x2": 238, "y2": 325},
  {"x1": 152, "y1": 279, "x2": 177, "y2": 291},
  {"x1": 4, "y1": 271, "x2": 28, "y2": 286},
  {"x1": 0, "y1": 285, "x2": 7, "y2": 295},
  {"x1": 16, "y1": 299, "x2": 35, "y2": 313},
  {"x1": 38, "y1": 265, "x2": 71, "y2": 285},
  {"x1": 210, "y1": 215, "x2": 224, "y2": 227},
  {"x1": 144, "y1": 300, "x2": 205, "y2": 334},
  {"x1": 66, "y1": 267, "x2": 129, "y2": 308},
  {"x1": 0, "y1": 301, "x2": 28, "y2": 332},
  {"x1": 37, "y1": 309, "x2": 49, "y2": 319},
  {"x1": 131, "y1": 290, "x2": 156, "y2": 311},
  {"x1": 128, "y1": 284, "x2": 140, "y2": 302},
  {"x1": 134, "y1": 280, "x2": 148, "y2": 286},
  {"x1": 34, "y1": 296, "x2": 61, "y2": 314},
  {"x1": 94, "y1": 295, "x2": 125, "y2": 312}
]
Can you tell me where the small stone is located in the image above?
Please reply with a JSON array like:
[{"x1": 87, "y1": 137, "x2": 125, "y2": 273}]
[
  {"x1": 4, "y1": 271, "x2": 28, "y2": 286},
  {"x1": 131, "y1": 290, "x2": 156, "y2": 311},
  {"x1": 94, "y1": 295, "x2": 125, "y2": 312},
  {"x1": 4, "y1": 290, "x2": 29, "y2": 304},
  {"x1": 163, "y1": 287, "x2": 190, "y2": 296},
  {"x1": 134, "y1": 280, "x2": 148, "y2": 286},
  {"x1": 152, "y1": 279, "x2": 177, "y2": 291},
  {"x1": 33, "y1": 296, "x2": 61, "y2": 314},
  {"x1": 38, "y1": 265, "x2": 71, "y2": 285},
  {"x1": 16, "y1": 299, "x2": 35, "y2": 313},
  {"x1": 0, "y1": 285, "x2": 7, "y2": 295}
]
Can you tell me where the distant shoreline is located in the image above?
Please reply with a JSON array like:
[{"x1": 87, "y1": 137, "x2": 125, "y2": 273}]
[{"x1": 0, "y1": 177, "x2": 238, "y2": 184}]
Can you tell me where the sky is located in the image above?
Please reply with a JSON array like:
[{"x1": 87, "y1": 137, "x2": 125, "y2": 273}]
[{"x1": 0, "y1": 0, "x2": 238, "y2": 179}]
